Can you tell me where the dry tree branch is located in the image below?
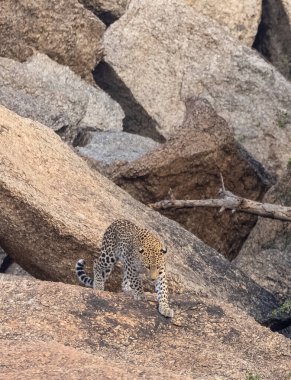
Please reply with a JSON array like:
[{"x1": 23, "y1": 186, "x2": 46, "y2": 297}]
[{"x1": 149, "y1": 174, "x2": 291, "y2": 222}]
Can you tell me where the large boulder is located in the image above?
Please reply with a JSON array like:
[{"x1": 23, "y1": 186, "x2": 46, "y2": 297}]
[
  {"x1": 234, "y1": 168, "x2": 291, "y2": 300},
  {"x1": 112, "y1": 98, "x2": 273, "y2": 260},
  {"x1": 188, "y1": 0, "x2": 261, "y2": 46},
  {"x1": 0, "y1": 105, "x2": 278, "y2": 320},
  {"x1": 253, "y1": 0, "x2": 291, "y2": 81},
  {"x1": 95, "y1": 0, "x2": 291, "y2": 176},
  {"x1": 1, "y1": 275, "x2": 290, "y2": 380},
  {"x1": 0, "y1": 0, "x2": 105, "y2": 80},
  {"x1": 0, "y1": 53, "x2": 124, "y2": 144}
]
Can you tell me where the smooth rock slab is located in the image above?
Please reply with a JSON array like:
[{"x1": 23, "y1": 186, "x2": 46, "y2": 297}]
[
  {"x1": 0, "y1": 339, "x2": 187, "y2": 380},
  {"x1": 0, "y1": 53, "x2": 124, "y2": 143},
  {"x1": 77, "y1": 131, "x2": 159, "y2": 165}
]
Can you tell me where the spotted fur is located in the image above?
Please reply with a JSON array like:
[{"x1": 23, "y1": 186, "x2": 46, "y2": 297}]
[{"x1": 75, "y1": 219, "x2": 174, "y2": 318}]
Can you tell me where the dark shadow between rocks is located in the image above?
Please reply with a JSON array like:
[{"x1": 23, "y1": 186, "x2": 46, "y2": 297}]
[
  {"x1": 93, "y1": 61, "x2": 166, "y2": 143},
  {"x1": 253, "y1": 0, "x2": 291, "y2": 80},
  {"x1": 79, "y1": 2, "x2": 118, "y2": 26},
  {"x1": 0, "y1": 250, "x2": 12, "y2": 273}
]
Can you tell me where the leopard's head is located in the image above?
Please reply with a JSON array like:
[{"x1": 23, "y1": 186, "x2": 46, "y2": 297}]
[{"x1": 138, "y1": 230, "x2": 167, "y2": 280}]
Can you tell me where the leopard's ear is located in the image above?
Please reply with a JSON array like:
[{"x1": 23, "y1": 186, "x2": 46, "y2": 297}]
[
  {"x1": 139, "y1": 247, "x2": 144, "y2": 253},
  {"x1": 160, "y1": 247, "x2": 167, "y2": 254}
]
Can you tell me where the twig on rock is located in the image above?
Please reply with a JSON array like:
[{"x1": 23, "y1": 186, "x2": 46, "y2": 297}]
[
  {"x1": 168, "y1": 188, "x2": 175, "y2": 201},
  {"x1": 149, "y1": 177, "x2": 291, "y2": 222}
]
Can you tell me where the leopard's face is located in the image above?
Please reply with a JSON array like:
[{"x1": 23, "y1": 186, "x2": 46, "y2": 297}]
[{"x1": 138, "y1": 230, "x2": 167, "y2": 280}]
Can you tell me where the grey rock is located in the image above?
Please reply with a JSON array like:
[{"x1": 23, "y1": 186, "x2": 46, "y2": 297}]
[
  {"x1": 97, "y1": 0, "x2": 291, "y2": 177},
  {"x1": 0, "y1": 53, "x2": 124, "y2": 143},
  {"x1": 234, "y1": 169, "x2": 291, "y2": 300},
  {"x1": 77, "y1": 131, "x2": 159, "y2": 165},
  {"x1": 0, "y1": 0, "x2": 105, "y2": 81}
]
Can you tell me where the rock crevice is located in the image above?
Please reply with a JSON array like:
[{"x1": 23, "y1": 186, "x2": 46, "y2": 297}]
[{"x1": 93, "y1": 61, "x2": 166, "y2": 142}]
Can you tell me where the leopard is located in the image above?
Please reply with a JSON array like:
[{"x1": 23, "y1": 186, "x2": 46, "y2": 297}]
[{"x1": 75, "y1": 219, "x2": 174, "y2": 318}]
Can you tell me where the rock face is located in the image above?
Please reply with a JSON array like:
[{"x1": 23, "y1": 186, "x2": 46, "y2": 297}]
[
  {"x1": 2, "y1": 340, "x2": 183, "y2": 380},
  {"x1": 1, "y1": 276, "x2": 291, "y2": 380},
  {"x1": 0, "y1": 53, "x2": 124, "y2": 144},
  {"x1": 77, "y1": 131, "x2": 159, "y2": 174},
  {"x1": 188, "y1": 0, "x2": 261, "y2": 46},
  {"x1": 0, "y1": 105, "x2": 279, "y2": 321},
  {"x1": 79, "y1": 0, "x2": 129, "y2": 25},
  {"x1": 96, "y1": 0, "x2": 291, "y2": 176},
  {"x1": 253, "y1": 0, "x2": 291, "y2": 81},
  {"x1": 234, "y1": 168, "x2": 291, "y2": 300},
  {"x1": 0, "y1": 0, "x2": 105, "y2": 80},
  {"x1": 113, "y1": 98, "x2": 273, "y2": 260}
]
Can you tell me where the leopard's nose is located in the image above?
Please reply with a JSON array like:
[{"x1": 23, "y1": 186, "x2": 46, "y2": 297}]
[{"x1": 149, "y1": 267, "x2": 159, "y2": 280}]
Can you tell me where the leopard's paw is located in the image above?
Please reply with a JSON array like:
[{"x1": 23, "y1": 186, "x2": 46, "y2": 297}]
[{"x1": 158, "y1": 304, "x2": 174, "y2": 318}]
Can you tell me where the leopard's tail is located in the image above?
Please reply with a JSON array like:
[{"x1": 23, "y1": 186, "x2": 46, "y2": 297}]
[{"x1": 75, "y1": 259, "x2": 94, "y2": 288}]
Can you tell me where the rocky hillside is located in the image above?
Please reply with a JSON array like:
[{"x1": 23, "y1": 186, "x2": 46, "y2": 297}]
[{"x1": 0, "y1": 0, "x2": 291, "y2": 379}]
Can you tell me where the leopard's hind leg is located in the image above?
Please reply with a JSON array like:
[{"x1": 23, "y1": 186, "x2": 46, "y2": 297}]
[{"x1": 93, "y1": 248, "x2": 117, "y2": 290}]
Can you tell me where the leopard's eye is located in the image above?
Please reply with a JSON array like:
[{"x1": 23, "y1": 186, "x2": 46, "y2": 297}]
[
  {"x1": 161, "y1": 247, "x2": 167, "y2": 254},
  {"x1": 139, "y1": 248, "x2": 144, "y2": 253}
]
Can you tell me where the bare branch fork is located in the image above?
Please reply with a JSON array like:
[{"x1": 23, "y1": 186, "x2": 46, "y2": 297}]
[{"x1": 149, "y1": 173, "x2": 291, "y2": 223}]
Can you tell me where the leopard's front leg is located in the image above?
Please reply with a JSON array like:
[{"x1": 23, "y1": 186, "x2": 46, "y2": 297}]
[
  {"x1": 155, "y1": 269, "x2": 174, "y2": 318},
  {"x1": 124, "y1": 261, "x2": 147, "y2": 301}
]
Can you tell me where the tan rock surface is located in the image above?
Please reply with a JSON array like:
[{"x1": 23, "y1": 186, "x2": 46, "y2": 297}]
[
  {"x1": 112, "y1": 98, "x2": 273, "y2": 260},
  {"x1": 0, "y1": 0, "x2": 105, "y2": 80},
  {"x1": 0, "y1": 275, "x2": 290, "y2": 380},
  {"x1": 0, "y1": 105, "x2": 278, "y2": 320},
  {"x1": 0, "y1": 340, "x2": 186, "y2": 380},
  {"x1": 188, "y1": 0, "x2": 261, "y2": 46},
  {"x1": 96, "y1": 0, "x2": 291, "y2": 176}
]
